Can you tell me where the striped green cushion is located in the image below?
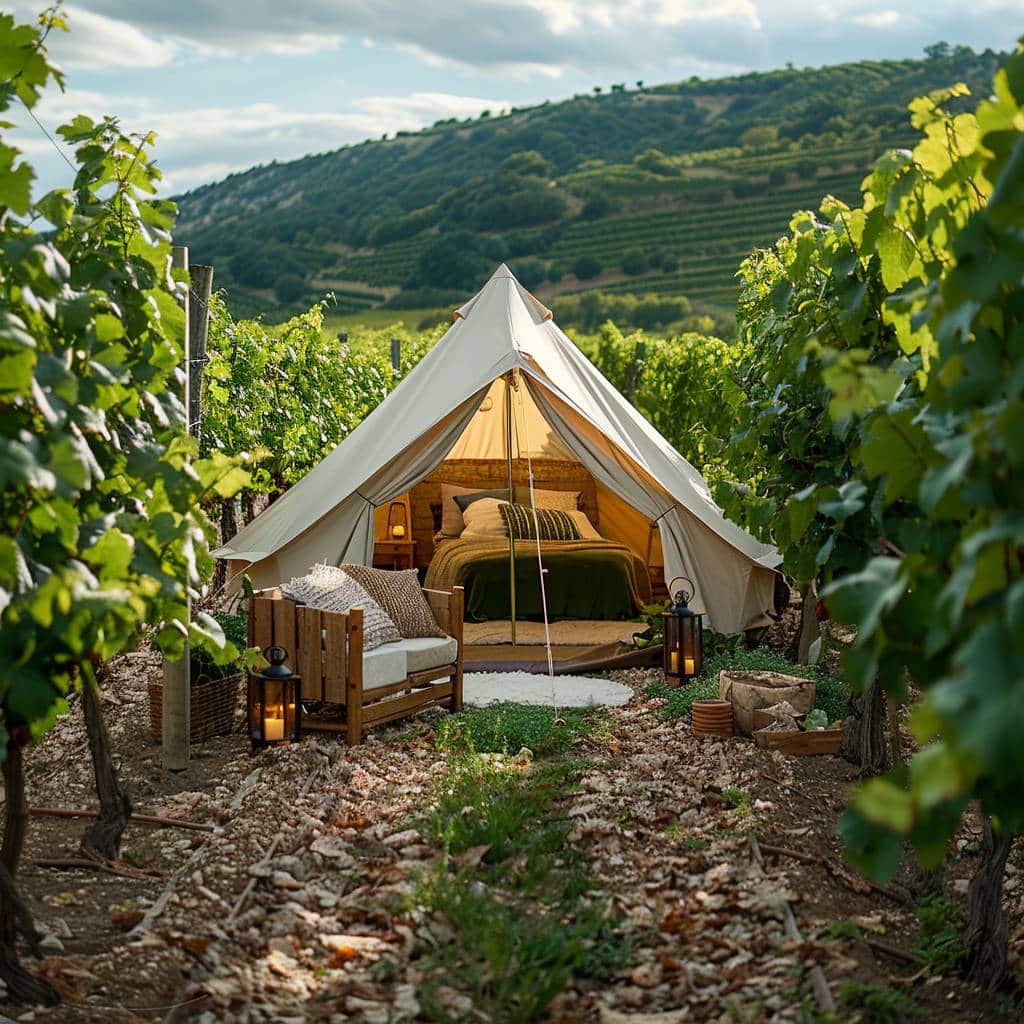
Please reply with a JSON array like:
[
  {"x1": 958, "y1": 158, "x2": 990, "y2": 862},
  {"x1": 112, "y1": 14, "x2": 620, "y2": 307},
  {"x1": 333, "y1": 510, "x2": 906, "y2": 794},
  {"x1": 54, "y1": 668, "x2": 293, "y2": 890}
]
[{"x1": 499, "y1": 502, "x2": 581, "y2": 542}]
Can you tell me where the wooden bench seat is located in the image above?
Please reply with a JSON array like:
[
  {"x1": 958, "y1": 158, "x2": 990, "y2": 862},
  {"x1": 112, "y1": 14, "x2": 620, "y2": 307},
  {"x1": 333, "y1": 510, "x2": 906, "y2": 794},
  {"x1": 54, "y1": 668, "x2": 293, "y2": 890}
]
[{"x1": 248, "y1": 586, "x2": 464, "y2": 745}]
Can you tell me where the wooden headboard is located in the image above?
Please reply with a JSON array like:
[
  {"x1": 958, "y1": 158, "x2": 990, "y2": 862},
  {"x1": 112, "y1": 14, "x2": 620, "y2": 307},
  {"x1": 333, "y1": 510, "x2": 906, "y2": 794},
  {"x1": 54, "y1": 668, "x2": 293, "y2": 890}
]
[{"x1": 410, "y1": 459, "x2": 598, "y2": 569}]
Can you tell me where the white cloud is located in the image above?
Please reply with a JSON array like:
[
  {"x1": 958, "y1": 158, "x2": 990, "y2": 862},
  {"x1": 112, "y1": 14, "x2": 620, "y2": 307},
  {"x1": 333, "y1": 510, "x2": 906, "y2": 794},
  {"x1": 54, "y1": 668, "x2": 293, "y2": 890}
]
[
  {"x1": 11, "y1": 0, "x2": 1012, "y2": 82},
  {"x1": 852, "y1": 9, "x2": 901, "y2": 27},
  {"x1": 11, "y1": 87, "x2": 509, "y2": 196},
  {"x1": 71, "y1": 0, "x2": 769, "y2": 73},
  {"x1": 7, "y1": 2, "x2": 178, "y2": 69}
]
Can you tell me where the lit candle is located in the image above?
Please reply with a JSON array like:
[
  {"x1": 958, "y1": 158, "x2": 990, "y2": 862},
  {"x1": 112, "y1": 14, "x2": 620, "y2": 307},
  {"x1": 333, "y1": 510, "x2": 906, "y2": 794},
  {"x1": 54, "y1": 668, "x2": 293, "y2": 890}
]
[
  {"x1": 684, "y1": 656, "x2": 695, "y2": 676},
  {"x1": 391, "y1": 524, "x2": 406, "y2": 539},
  {"x1": 265, "y1": 717, "x2": 284, "y2": 741}
]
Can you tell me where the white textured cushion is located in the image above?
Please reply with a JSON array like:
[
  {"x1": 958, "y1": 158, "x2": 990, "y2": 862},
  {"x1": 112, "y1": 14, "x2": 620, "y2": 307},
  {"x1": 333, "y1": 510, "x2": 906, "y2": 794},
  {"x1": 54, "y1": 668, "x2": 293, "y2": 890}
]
[
  {"x1": 282, "y1": 564, "x2": 401, "y2": 651},
  {"x1": 362, "y1": 644, "x2": 409, "y2": 690},
  {"x1": 394, "y1": 635, "x2": 459, "y2": 674},
  {"x1": 460, "y1": 497, "x2": 508, "y2": 536}
]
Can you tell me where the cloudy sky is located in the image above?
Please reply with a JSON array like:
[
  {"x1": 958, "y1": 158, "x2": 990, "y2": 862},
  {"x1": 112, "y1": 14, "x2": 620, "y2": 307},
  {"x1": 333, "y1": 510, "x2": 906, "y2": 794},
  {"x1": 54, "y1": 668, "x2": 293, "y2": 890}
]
[{"x1": 8, "y1": 1, "x2": 1018, "y2": 196}]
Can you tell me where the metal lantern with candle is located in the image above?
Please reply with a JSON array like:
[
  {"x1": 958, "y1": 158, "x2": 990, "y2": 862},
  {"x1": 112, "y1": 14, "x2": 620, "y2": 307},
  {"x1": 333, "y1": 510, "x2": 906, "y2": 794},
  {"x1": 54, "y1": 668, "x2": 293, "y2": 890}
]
[
  {"x1": 248, "y1": 645, "x2": 302, "y2": 753},
  {"x1": 662, "y1": 576, "x2": 704, "y2": 686},
  {"x1": 386, "y1": 500, "x2": 408, "y2": 540}
]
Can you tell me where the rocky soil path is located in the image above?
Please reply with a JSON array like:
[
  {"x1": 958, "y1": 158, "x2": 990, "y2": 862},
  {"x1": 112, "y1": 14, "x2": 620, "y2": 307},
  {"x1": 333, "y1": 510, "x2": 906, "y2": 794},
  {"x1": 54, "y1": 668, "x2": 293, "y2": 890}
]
[{"x1": 2, "y1": 652, "x2": 1019, "y2": 1023}]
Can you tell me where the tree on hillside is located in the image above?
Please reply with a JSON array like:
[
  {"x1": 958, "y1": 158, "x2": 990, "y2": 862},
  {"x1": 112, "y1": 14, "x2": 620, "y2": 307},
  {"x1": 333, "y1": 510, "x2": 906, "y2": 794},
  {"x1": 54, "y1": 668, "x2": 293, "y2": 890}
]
[
  {"x1": 620, "y1": 248, "x2": 649, "y2": 276},
  {"x1": 572, "y1": 254, "x2": 603, "y2": 280},
  {"x1": 413, "y1": 230, "x2": 500, "y2": 292},
  {"x1": 579, "y1": 193, "x2": 616, "y2": 221}
]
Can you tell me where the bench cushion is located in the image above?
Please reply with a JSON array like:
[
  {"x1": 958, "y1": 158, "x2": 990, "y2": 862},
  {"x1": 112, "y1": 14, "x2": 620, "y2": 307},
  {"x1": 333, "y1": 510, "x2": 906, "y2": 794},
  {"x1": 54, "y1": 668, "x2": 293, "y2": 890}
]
[
  {"x1": 393, "y1": 635, "x2": 459, "y2": 674},
  {"x1": 362, "y1": 644, "x2": 408, "y2": 691}
]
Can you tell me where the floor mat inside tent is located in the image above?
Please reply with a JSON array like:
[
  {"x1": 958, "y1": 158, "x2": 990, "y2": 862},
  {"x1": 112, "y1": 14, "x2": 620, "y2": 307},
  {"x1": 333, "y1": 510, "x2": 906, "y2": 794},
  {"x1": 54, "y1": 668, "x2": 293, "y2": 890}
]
[{"x1": 463, "y1": 619, "x2": 640, "y2": 646}]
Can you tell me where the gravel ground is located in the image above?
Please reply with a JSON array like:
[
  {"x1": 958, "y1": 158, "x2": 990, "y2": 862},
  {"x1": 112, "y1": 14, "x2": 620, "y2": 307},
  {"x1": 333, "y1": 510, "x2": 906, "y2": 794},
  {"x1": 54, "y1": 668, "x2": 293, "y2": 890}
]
[{"x1": 2, "y1": 645, "x2": 1020, "y2": 1023}]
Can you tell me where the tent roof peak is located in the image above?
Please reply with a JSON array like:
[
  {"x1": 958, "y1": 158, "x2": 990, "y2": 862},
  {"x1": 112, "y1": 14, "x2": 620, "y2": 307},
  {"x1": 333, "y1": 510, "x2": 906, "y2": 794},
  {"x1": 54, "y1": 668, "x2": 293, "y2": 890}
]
[{"x1": 453, "y1": 263, "x2": 552, "y2": 326}]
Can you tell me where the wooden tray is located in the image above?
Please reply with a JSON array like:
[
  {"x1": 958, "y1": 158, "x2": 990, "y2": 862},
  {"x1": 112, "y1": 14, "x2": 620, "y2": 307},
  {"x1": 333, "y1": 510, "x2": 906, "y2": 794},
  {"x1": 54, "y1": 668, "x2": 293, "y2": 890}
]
[
  {"x1": 752, "y1": 708, "x2": 803, "y2": 731},
  {"x1": 753, "y1": 727, "x2": 842, "y2": 755}
]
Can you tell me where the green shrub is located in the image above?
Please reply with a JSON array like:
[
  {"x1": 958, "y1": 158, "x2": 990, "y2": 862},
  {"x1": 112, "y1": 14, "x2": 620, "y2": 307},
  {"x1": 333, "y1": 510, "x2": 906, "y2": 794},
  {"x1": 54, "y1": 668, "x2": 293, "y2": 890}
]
[
  {"x1": 646, "y1": 674, "x2": 719, "y2": 719},
  {"x1": 274, "y1": 273, "x2": 306, "y2": 303},
  {"x1": 435, "y1": 703, "x2": 596, "y2": 757},
  {"x1": 814, "y1": 671, "x2": 850, "y2": 723},
  {"x1": 913, "y1": 896, "x2": 966, "y2": 974},
  {"x1": 573, "y1": 254, "x2": 603, "y2": 279},
  {"x1": 191, "y1": 612, "x2": 248, "y2": 683},
  {"x1": 646, "y1": 646, "x2": 849, "y2": 722},
  {"x1": 839, "y1": 980, "x2": 919, "y2": 1023},
  {"x1": 620, "y1": 248, "x2": 649, "y2": 275}
]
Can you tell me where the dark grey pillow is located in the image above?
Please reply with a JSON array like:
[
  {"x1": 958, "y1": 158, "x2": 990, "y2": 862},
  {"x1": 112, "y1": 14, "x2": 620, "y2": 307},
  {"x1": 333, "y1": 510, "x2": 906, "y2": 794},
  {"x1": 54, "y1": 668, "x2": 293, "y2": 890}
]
[{"x1": 453, "y1": 488, "x2": 511, "y2": 513}]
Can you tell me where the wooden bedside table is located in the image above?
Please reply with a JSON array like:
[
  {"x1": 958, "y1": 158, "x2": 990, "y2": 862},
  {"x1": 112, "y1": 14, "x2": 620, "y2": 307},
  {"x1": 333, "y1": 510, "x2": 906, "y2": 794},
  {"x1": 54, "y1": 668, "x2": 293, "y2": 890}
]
[{"x1": 373, "y1": 540, "x2": 416, "y2": 571}]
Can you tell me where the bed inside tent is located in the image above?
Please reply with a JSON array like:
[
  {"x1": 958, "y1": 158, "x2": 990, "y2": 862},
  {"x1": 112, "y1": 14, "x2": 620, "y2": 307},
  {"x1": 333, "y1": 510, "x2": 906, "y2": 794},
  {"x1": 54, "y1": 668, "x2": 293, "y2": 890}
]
[
  {"x1": 217, "y1": 264, "x2": 782, "y2": 675},
  {"x1": 371, "y1": 373, "x2": 668, "y2": 672}
]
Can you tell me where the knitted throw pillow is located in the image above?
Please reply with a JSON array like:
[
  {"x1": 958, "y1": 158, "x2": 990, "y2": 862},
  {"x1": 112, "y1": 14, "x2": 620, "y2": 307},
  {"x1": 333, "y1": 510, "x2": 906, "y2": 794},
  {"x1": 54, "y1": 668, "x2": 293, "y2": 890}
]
[
  {"x1": 499, "y1": 502, "x2": 581, "y2": 542},
  {"x1": 341, "y1": 564, "x2": 445, "y2": 639},
  {"x1": 282, "y1": 565, "x2": 401, "y2": 651}
]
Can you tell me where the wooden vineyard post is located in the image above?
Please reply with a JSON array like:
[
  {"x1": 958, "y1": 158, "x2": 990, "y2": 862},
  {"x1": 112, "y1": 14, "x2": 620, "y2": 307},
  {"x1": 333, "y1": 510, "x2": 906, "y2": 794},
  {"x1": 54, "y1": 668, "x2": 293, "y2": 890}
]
[
  {"x1": 390, "y1": 336, "x2": 401, "y2": 379},
  {"x1": 623, "y1": 339, "x2": 646, "y2": 400},
  {"x1": 162, "y1": 245, "x2": 191, "y2": 770},
  {"x1": 187, "y1": 263, "x2": 214, "y2": 436}
]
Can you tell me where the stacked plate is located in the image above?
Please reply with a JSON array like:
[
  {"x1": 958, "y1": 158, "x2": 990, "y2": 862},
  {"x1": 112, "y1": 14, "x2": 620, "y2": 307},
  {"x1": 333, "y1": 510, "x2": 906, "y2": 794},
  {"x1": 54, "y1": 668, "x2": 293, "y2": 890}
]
[{"x1": 691, "y1": 699, "x2": 734, "y2": 737}]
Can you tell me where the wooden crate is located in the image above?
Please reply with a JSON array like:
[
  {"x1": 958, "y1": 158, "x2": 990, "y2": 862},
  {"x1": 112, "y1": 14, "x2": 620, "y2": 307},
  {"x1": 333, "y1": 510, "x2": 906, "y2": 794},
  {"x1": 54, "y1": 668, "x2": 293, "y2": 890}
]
[{"x1": 753, "y1": 727, "x2": 843, "y2": 755}]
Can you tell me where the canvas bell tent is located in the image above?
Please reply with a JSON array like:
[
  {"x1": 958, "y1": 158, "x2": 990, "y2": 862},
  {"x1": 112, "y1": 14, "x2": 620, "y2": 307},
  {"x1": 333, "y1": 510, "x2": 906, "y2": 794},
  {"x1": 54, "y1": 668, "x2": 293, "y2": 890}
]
[{"x1": 214, "y1": 265, "x2": 781, "y2": 634}]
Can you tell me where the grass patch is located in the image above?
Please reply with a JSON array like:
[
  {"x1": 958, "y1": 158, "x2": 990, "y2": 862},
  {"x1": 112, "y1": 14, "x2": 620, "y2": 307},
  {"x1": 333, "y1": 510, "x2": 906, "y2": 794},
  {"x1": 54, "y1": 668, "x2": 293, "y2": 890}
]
[
  {"x1": 822, "y1": 919, "x2": 864, "y2": 941},
  {"x1": 414, "y1": 752, "x2": 628, "y2": 1022},
  {"x1": 435, "y1": 702, "x2": 600, "y2": 757},
  {"x1": 839, "y1": 980, "x2": 920, "y2": 1023},
  {"x1": 813, "y1": 672, "x2": 850, "y2": 723},
  {"x1": 913, "y1": 896, "x2": 966, "y2": 975},
  {"x1": 721, "y1": 784, "x2": 750, "y2": 814},
  {"x1": 416, "y1": 864, "x2": 624, "y2": 1023},
  {"x1": 646, "y1": 646, "x2": 849, "y2": 722}
]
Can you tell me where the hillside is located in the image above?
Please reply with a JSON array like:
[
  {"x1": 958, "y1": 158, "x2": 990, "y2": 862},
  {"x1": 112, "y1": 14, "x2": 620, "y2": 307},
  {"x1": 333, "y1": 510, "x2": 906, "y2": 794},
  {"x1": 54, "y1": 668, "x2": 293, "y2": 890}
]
[{"x1": 175, "y1": 45, "x2": 1004, "y2": 325}]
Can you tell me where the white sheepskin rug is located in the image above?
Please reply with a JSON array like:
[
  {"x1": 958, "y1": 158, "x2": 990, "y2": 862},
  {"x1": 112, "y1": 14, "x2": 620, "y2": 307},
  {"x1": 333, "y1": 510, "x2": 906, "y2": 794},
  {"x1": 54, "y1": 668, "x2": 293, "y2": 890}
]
[{"x1": 463, "y1": 672, "x2": 633, "y2": 708}]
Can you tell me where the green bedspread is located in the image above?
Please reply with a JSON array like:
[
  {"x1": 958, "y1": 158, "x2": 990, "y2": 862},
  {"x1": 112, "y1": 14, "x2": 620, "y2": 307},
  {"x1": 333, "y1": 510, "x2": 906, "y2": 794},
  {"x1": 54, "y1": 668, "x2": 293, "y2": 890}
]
[{"x1": 424, "y1": 537, "x2": 651, "y2": 621}]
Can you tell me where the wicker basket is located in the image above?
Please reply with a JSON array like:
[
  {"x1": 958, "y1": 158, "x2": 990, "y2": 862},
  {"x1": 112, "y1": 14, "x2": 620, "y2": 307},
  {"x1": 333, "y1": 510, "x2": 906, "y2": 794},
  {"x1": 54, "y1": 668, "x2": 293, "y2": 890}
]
[{"x1": 148, "y1": 672, "x2": 242, "y2": 743}]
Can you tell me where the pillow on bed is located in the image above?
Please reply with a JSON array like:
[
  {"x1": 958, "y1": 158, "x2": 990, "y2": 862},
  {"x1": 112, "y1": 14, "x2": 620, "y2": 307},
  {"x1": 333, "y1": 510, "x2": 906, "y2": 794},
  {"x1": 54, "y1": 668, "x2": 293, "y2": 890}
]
[
  {"x1": 341, "y1": 564, "x2": 445, "y2": 639},
  {"x1": 500, "y1": 502, "x2": 582, "y2": 542},
  {"x1": 513, "y1": 486, "x2": 580, "y2": 512},
  {"x1": 281, "y1": 564, "x2": 401, "y2": 650},
  {"x1": 460, "y1": 497, "x2": 509, "y2": 536},
  {"x1": 440, "y1": 483, "x2": 510, "y2": 536},
  {"x1": 566, "y1": 509, "x2": 602, "y2": 540},
  {"x1": 453, "y1": 488, "x2": 511, "y2": 513}
]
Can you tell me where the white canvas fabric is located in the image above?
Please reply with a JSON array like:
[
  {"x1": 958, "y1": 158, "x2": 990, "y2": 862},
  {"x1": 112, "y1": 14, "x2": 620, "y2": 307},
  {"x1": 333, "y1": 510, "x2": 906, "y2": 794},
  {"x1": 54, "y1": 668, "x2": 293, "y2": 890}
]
[{"x1": 216, "y1": 265, "x2": 781, "y2": 634}]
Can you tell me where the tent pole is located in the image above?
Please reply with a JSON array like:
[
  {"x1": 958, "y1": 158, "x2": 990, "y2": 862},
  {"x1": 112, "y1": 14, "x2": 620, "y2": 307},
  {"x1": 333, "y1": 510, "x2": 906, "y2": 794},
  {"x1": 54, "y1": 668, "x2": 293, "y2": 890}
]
[{"x1": 505, "y1": 372, "x2": 516, "y2": 646}]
